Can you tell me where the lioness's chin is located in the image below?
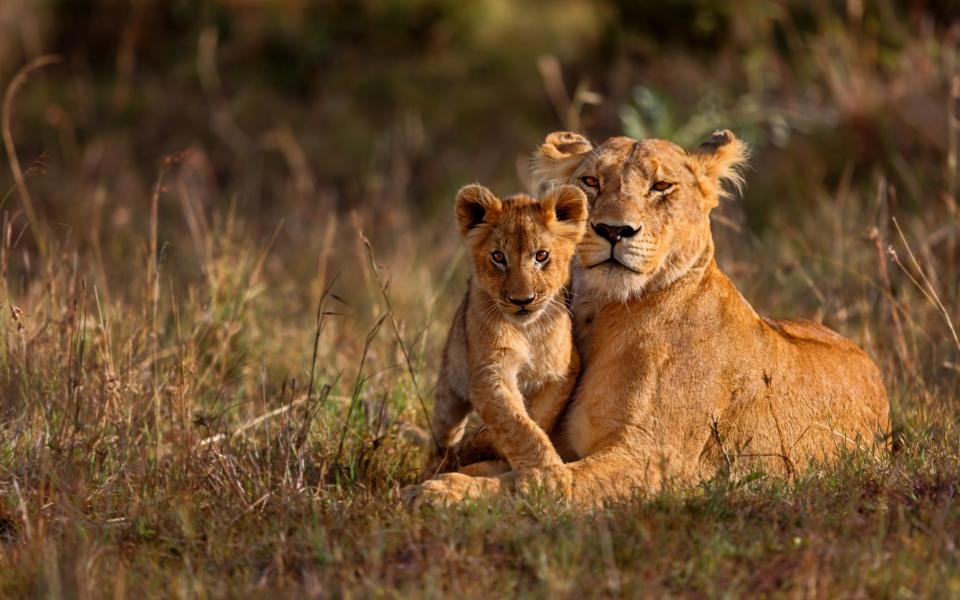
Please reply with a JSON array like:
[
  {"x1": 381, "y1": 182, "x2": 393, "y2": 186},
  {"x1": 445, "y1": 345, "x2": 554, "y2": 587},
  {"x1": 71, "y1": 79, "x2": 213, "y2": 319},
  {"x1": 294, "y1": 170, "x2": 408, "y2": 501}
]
[{"x1": 575, "y1": 265, "x2": 651, "y2": 302}]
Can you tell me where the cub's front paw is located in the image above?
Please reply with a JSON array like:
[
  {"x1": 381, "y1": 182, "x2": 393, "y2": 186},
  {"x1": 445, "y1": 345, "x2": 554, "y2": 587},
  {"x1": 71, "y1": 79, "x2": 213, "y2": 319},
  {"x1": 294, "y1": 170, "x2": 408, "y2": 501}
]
[{"x1": 515, "y1": 464, "x2": 573, "y2": 501}]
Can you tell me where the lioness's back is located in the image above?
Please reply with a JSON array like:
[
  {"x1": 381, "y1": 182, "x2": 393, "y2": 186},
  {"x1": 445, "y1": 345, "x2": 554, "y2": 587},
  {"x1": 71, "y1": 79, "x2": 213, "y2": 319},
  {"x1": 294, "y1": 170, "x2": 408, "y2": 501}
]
[{"x1": 764, "y1": 317, "x2": 853, "y2": 347}]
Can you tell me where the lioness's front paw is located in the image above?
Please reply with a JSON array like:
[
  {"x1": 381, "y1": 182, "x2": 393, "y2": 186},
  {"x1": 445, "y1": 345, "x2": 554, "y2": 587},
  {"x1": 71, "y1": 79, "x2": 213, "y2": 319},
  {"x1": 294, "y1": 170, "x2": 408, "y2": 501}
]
[
  {"x1": 402, "y1": 473, "x2": 504, "y2": 510},
  {"x1": 401, "y1": 473, "x2": 477, "y2": 510},
  {"x1": 515, "y1": 464, "x2": 573, "y2": 500},
  {"x1": 458, "y1": 459, "x2": 511, "y2": 477}
]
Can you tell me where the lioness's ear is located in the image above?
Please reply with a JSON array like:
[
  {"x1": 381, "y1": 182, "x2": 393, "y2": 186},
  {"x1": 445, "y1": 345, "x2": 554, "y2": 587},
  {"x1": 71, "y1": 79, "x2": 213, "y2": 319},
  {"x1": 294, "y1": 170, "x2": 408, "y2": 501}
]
[
  {"x1": 542, "y1": 184, "x2": 588, "y2": 242},
  {"x1": 689, "y1": 129, "x2": 749, "y2": 208},
  {"x1": 531, "y1": 131, "x2": 594, "y2": 194},
  {"x1": 455, "y1": 184, "x2": 501, "y2": 237}
]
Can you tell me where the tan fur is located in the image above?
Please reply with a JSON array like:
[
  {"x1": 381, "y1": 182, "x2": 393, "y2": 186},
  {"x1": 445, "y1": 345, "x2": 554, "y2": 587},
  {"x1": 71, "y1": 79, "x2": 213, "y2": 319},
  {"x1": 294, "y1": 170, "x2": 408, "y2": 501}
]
[
  {"x1": 426, "y1": 184, "x2": 587, "y2": 476},
  {"x1": 408, "y1": 131, "x2": 889, "y2": 509}
]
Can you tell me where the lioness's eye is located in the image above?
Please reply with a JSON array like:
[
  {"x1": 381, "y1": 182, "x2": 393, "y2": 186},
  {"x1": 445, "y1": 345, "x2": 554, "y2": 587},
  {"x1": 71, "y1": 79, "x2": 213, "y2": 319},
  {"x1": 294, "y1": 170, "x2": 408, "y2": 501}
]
[
  {"x1": 535, "y1": 250, "x2": 549, "y2": 263},
  {"x1": 491, "y1": 251, "x2": 506, "y2": 265},
  {"x1": 652, "y1": 181, "x2": 673, "y2": 192},
  {"x1": 580, "y1": 176, "x2": 600, "y2": 189}
]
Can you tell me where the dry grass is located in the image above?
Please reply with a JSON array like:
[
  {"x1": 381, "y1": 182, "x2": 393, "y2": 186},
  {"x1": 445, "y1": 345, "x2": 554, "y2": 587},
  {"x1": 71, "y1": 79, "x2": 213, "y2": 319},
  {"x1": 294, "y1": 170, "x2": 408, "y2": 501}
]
[{"x1": 0, "y1": 1, "x2": 959, "y2": 597}]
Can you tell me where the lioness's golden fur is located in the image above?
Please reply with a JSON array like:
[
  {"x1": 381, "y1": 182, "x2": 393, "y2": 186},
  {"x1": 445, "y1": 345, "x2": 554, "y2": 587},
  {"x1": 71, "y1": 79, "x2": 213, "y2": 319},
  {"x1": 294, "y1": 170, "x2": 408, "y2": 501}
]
[
  {"x1": 426, "y1": 184, "x2": 587, "y2": 476},
  {"x1": 409, "y1": 130, "x2": 890, "y2": 508}
]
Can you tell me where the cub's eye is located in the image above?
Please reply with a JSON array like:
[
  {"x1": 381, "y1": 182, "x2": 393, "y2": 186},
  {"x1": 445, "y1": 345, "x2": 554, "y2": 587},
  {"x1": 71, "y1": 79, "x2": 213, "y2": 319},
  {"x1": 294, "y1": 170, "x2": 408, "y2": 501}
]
[
  {"x1": 491, "y1": 251, "x2": 506, "y2": 265},
  {"x1": 580, "y1": 176, "x2": 600, "y2": 189},
  {"x1": 651, "y1": 181, "x2": 673, "y2": 192},
  {"x1": 535, "y1": 250, "x2": 549, "y2": 263}
]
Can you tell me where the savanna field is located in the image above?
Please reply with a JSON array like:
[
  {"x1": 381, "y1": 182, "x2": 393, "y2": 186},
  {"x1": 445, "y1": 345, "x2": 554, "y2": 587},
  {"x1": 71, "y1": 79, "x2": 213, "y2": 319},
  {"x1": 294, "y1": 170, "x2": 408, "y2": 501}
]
[{"x1": 0, "y1": 1, "x2": 959, "y2": 597}]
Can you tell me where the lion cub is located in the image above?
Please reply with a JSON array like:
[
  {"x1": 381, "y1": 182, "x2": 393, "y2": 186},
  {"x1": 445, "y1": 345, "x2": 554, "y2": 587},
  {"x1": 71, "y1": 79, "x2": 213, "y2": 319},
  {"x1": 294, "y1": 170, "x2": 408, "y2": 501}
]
[{"x1": 429, "y1": 184, "x2": 587, "y2": 476}]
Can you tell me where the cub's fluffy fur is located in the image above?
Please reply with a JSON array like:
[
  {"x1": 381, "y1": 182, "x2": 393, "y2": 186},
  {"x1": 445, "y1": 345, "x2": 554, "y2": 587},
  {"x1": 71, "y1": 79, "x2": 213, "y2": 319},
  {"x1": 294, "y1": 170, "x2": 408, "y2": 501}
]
[{"x1": 428, "y1": 184, "x2": 587, "y2": 476}]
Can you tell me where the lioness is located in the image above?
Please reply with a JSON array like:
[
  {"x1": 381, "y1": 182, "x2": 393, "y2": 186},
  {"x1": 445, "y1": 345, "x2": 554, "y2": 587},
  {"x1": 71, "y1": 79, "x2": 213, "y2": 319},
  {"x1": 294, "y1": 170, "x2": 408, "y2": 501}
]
[
  {"x1": 427, "y1": 184, "x2": 587, "y2": 476},
  {"x1": 409, "y1": 130, "x2": 890, "y2": 507}
]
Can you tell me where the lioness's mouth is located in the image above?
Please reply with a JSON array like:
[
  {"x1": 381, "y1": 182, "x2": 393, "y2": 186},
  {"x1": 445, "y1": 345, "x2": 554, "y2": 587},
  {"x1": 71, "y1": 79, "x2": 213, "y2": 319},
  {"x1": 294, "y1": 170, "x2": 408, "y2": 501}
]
[{"x1": 587, "y1": 258, "x2": 643, "y2": 274}]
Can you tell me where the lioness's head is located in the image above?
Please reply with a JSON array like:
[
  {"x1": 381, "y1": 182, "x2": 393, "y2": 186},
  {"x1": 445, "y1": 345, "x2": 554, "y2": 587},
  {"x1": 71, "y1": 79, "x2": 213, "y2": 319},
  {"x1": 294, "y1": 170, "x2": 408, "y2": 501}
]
[
  {"x1": 455, "y1": 184, "x2": 587, "y2": 325},
  {"x1": 532, "y1": 130, "x2": 748, "y2": 301}
]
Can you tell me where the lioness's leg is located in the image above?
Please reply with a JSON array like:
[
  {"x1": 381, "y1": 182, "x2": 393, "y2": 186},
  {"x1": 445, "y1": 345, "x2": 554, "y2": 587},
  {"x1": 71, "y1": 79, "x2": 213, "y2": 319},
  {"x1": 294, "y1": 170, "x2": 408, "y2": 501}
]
[
  {"x1": 403, "y1": 472, "x2": 515, "y2": 509},
  {"x1": 407, "y1": 445, "x2": 667, "y2": 509},
  {"x1": 516, "y1": 442, "x2": 685, "y2": 506},
  {"x1": 471, "y1": 377, "x2": 564, "y2": 471},
  {"x1": 458, "y1": 459, "x2": 510, "y2": 477}
]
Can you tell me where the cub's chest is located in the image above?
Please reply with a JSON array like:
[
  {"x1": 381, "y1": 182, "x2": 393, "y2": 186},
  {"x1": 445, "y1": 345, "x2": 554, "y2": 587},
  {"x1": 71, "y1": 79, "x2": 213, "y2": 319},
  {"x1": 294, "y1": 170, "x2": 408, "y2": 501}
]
[
  {"x1": 465, "y1": 308, "x2": 573, "y2": 392},
  {"x1": 519, "y1": 321, "x2": 573, "y2": 386}
]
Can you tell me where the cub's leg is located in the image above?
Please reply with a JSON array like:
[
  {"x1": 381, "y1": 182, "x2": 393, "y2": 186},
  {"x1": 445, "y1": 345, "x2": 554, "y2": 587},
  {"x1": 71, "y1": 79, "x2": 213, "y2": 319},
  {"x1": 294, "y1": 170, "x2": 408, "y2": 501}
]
[
  {"x1": 427, "y1": 377, "x2": 471, "y2": 474},
  {"x1": 471, "y1": 369, "x2": 564, "y2": 471}
]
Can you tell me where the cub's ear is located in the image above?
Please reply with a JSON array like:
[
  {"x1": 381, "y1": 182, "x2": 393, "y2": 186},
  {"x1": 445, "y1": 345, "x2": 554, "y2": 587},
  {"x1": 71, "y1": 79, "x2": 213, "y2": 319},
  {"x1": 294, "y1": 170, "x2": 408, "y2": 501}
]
[
  {"x1": 542, "y1": 184, "x2": 588, "y2": 242},
  {"x1": 531, "y1": 131, "x2": 593, "y2": 194},
  {"x1": 455, "y1": 184, "x2": 502, "y2": 237},
  {"x1": 689, "y1": 129, "x2": 749, "y2": 208}
]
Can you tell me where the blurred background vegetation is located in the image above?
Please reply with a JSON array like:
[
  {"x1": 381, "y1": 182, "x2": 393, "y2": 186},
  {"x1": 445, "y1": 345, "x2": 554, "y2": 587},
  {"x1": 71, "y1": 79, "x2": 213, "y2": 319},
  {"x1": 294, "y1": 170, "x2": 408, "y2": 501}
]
[
  {"x1": 2, "y1": 1, "x2": 957, "y2": 262},
  {"x1": 1, "y1": 0, "x2": 957, "y2": 333},
  {"x1": 1, "y1": 1, "x2": 960, "y2": 594}
]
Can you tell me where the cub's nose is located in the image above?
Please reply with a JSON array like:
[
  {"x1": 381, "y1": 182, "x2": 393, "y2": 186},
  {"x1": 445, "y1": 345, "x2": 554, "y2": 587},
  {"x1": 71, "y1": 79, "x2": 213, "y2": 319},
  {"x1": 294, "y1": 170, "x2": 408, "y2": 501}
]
[
  {"x1": 592, "y1": 222, "x2": 640, "y2": 245},
  {"x1": 508, "y1": 295, "x2": 536, "y2": 307}
]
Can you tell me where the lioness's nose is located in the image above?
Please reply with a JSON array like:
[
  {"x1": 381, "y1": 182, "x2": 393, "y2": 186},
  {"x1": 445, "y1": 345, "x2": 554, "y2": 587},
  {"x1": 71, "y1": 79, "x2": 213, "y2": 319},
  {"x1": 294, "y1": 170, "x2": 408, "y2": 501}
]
[
  {"x1": 508, "y1": 295, "x2": 536, "y2": 307},
  {"x1": 592, "y1": 222, "x2": 640, "y2": 244}
]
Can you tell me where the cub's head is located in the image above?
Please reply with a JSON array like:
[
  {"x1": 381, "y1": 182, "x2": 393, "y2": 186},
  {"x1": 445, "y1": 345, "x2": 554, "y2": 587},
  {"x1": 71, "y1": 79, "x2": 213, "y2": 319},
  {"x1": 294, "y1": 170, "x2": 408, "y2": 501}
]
[
  {"x1": 532, "y1": 130, "x2": 748, "y2": 301},
  {"x1": 455, "y1": 184, "x2": 587, "y2": 325}
]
